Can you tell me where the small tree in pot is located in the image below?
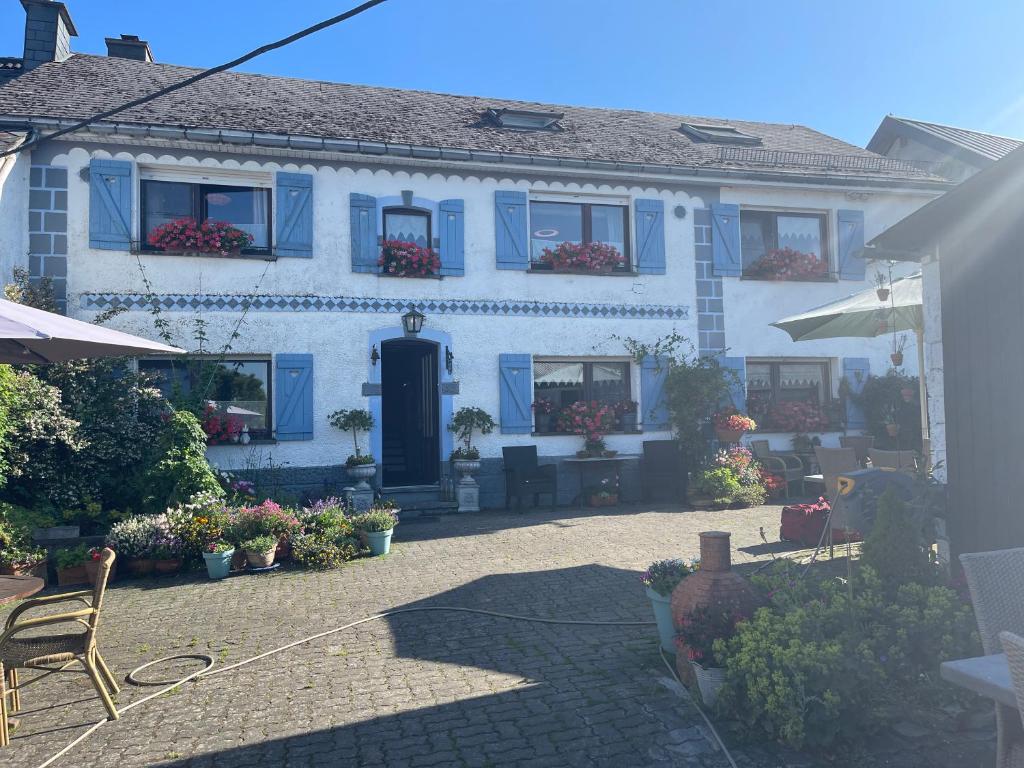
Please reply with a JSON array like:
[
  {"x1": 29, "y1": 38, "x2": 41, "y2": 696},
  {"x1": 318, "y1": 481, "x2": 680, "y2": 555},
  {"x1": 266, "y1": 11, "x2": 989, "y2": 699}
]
[
  {"x1": 329, "y1": 408, "x2": 377, "y2": 493},
  {"x1": 448, "y1": 407, "x2": 496, "y2": 513}
]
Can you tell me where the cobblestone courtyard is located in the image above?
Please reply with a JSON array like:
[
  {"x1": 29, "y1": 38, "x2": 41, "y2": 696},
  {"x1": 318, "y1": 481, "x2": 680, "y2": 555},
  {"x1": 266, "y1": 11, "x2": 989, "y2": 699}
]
[{"x1": 2, "y1": 504, "x2": 996, "y2": 768}]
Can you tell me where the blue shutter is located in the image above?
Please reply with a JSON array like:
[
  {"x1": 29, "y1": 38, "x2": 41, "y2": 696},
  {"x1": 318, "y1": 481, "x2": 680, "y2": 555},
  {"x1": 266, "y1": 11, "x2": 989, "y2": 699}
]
[
  {"x1": 842, "y1": 357, "x2": 870, "y2": 429},
  {"x1": 275, "y1": 172, "x2": 313, "y2": 258},
  {"x1": 89, "y1": 158, "x2": 132, "y2": 250},
  {"x1": 640, "y1": 356, "x2": 671, "y2": 431},
  {"x1": 634, "y1": 198, "x2": 666, "y2": 275},
  {"x1": 275, "y1": 354, "x2": 314, "y2": 441},
  {"x1": 438, "y1": 198, "x2": 465, "y2": 276},
  {"x1": 498, "y1": 354, "x2": 532, "y2": 433},
  {"x1": 711, "y1": 203, "x2": 741, "y2": 277},
  {"x1": 494, "y1": 191, "x2": 528, "y2": 270},
  {"x1": 720, "y1": 356, "x2": 747, "y2": 413},
  {"x1": 350, "y1": 193, "x2": 378, "y2": 273},
  {"x1": 837, "y1": 209, "x2": 866, "y2": 280}
]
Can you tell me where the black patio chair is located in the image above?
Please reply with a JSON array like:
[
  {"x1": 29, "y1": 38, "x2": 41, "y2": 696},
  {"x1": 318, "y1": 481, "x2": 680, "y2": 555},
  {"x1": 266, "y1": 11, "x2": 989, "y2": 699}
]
[
  {"x1": 502, "y1": 446, "x2": 557, "y2": 510},
  {"x1": 641, "y1": 439, "x2": 687, "y2": 502}
]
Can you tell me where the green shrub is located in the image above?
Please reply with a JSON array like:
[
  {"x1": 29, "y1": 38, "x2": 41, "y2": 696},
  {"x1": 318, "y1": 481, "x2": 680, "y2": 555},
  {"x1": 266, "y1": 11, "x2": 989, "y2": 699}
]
[
  {"x1": 861, "y1": 489, "x2": 934, "y2": 585},
  {"x1": 292, "y1": 532, "x2": 359, "y2": 569},
  {"x1": 240, "y1": 534, "x2": 277, "y2": 554},
  {"x1": 142, "y1": 411, "x2": 222, "y2": 511},
  {"x1": 696, "y1": 467, "x2": 742, "y2": 506},
  {"x1": 733, "y1": 484, "x2": 767, "y2": 507},
  {"x1": 298, "y1": 498, "x2": 353, "y2": 538},
  {"x1": 53, "y1": 544, "x2": 91, "y2": 570},
  {"x1": 351, "y1": 507, "x2": 399, "y2": 533}
]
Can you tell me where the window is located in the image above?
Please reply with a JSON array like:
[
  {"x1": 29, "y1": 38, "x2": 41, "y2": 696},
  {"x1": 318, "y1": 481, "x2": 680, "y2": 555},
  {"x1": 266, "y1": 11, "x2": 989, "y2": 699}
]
[
  {"x1": 486, "y1": 108, "x2": 563, "y2": 131},
  {"x1": 532, "y1": 359, "x2": 633, "y2": 434},
  {"x1": 139, "y1": 358, "x2": 272, "y2": 439},
  {"x1": 141, "y1": 180, "x2": 272, "y2": 254},
  {"x1": 529, "y1": 201, "x2": 630, "y2": 271},
  {"x1": 679, "y1": 122, "x2": 760, "y2": 145},
  {"x1": 383, "y1": 206, "x2": 430, "y2": 247},
  {"x1": 746, "y1": 359, "x2": 838, "y2": 432},
  {"x1": 740, "y1": 210, "x2": 830, "y2": 281}
]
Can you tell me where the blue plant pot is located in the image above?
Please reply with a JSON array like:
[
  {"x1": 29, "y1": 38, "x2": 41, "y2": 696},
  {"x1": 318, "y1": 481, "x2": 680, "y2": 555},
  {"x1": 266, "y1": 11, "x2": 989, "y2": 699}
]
[
  {"x1": 203, "y1": 549, "x2": 234, "y2": 580},
  {"x1": 366, "y1": 529, "x2": 393, "y2": 556},
  {"x1": 646, "y1": 585, "x2": 676, "y2": 653}
]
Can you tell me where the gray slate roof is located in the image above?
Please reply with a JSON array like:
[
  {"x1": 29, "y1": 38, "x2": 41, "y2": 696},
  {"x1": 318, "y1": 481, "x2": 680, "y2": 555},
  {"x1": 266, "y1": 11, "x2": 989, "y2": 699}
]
[
  {"x1": 0, "y1": 54, "x2": 940, "y2": 183},
  {"x1": 0, "y1": 129, "x2": 27, "y2": 154},
  {"x1": 868, "y1": 116, "x2": 1021, "y2": 163}
]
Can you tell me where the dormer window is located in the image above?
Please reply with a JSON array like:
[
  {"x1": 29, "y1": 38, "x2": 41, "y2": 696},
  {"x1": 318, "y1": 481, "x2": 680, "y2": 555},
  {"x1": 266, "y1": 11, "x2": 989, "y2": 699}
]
[
  {"x1": 679, "y1": 122, "x2": 760, "y2": 145},
  {"x1": 487, "y1": 108, "x2": 563, "y2": 131}
]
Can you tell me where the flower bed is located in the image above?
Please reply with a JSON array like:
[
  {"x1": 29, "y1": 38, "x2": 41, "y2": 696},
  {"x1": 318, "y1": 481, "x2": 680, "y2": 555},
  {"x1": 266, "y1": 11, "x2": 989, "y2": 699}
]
[
  {"x1": 147, "y1": 218, "x2": 254, "y2": 256},
  {"x1": 744, "y1": 247, "x2": 828, "y2": 281},
  {"x1": 378, "y1": 240, "x2": 440, "y2": 277},
  {"x1": 538, "y1": 241, "x2": 625, "y2": 273}
]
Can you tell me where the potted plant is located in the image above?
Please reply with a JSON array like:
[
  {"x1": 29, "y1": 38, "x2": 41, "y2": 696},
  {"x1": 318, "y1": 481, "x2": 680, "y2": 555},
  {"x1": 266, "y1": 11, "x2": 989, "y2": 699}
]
[
  {"x1": 242, "y1": 534, "x2": 278, "y2": 569},
  {"x1": 203, "y1": 540, "x2": 235, "y2": 580},
  {"x1": 53, "y1": 544, "x2": 91, "y2": 587},
  {"x1": 84, "y1": 546, "x2": 117, "y2": 585},
  {"x1": 538, "y1": 241, "x2": 626, "y2": 273},
  {"x1": 641, "y1": 559, "x2": 698, "y2": 653},
  {"x1": 891, "y1": 333, "x2": 907, "y2": 367},
  {"x1": 588, "y1": 477, "x2": 619, "y2": 507},
  {"x1": 713, "y1": 410, "x2": 756, "y2": 444},
  {"x1": 329, "y1": 408, "x2": 377, "y2": 488},
  {"x1": 617, "y1": 400, "x2": 639, "y2": 432},
  {"x1": 532, "y1": 398, "x2": 556, "y2": 434},
  {"x1": 147, "y1": 217, "x2": 254, "y2": 257},
  {"x1": 352, "y1": 504, "x2": 400, "y2": 556},
  {"x1": 874, "y1": 270, "x2": 890, "y2": 302},
  {"x1": 0, "y1": 521, "x2": 47, "y2": 578},
  {"x1": 556, "y1": 400, "x2": 615, "y2": 457},
  {"x1": 676, "y1": 603, "x2": 748, "y2": 707},
  {"x1": 884, "y1": 405, "x2": 901, "y2": 438},
  {"x1": 106, "y1": 514, "x2": 166, "y2": 577},
  {"x1": 152, "y1": 538, "x2": 183, "y2": 575},
  {"x1": 378, "y1": 240, "x2": 441, "y2": 277},
  {"x1": 447, "y1": 407, "x2": 496, "y2": 495}
]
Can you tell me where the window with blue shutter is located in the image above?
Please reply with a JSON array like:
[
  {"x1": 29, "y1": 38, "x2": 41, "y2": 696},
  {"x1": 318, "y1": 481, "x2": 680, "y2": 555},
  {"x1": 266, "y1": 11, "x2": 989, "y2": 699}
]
[
  {"x1": 350, "y1": 193, "x2": 378, "y2": 273},
  {"x1": 438, "y1": 198, "x2": 465, "y2": 276},
  {"x1": 634, "y1": 199, "x2": 666, "y2": 275},
  {"x1": 842, "y1": 357, "x2": 870, "y2": 429},
  {"x1": 711, "y1": 203, "x2": 741, "y2": 277},
  {"x1": 837, "y1": 209, "x2": 866, "y2": 281},
  {"x1": 89, "y1": 158, "x2": 133, "y2": 250},
  {"x1": 719, "y1": 356, "x2": 747, "y2": 413},
  {"x1": 275, "y1": 354, "x2": 314, "y2": 441},
  {"x1": 498, "y1": 354, "x2": 533, "y2": 433},
  {"x1": 275, "y1": 172, "x2": 313, "y2": 258},
  {"x1": 495, "y1": 191, "x2": 528, "y2": 270},
  {"x1": 640, "y1": 356, "x2": 671, "y2": 431}
]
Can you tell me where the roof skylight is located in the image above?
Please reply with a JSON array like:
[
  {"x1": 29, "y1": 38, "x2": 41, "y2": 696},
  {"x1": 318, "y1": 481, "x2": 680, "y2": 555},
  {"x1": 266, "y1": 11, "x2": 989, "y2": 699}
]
[
  {"x1": 679, "y1": 122, "x2": 761, "y2": 145},
  {"x1": 487, "y1": 108, "x2": 564, "y2": 131}
]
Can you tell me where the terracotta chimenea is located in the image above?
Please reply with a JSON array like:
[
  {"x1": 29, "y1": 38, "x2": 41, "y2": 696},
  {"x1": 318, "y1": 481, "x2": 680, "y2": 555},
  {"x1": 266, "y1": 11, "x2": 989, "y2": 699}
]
[{"x1": 670, "y1": 531, "x2": 761, "y2": 684}]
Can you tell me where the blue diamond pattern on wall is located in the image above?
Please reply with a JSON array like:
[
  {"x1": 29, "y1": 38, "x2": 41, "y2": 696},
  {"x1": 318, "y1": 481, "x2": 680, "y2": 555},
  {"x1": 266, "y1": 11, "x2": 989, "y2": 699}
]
[{"x1": 80, "y1": 293, "x2": 689, "y2": 321}]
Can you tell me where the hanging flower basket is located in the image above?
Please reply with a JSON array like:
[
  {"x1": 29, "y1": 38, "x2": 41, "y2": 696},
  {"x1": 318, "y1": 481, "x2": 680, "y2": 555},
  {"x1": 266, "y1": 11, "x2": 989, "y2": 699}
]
[
  {"x1": 713, "y1": 410, "x2": 756, "y2": 443},
  {"x1": 876, "y1": 288, "x2": 890, "y2": 301},
  {"x1": 147, "y1": 217, "x2": 253, "y2": 256},
  {"x1": 890, "y1": 352, "x2": 904, "y2": 367},
  {"x1": 378, "y1": 240, "x2": 440, "y2": 277},
  {"x1": 538, "y1": 241, "x2": 625, "y2": 273},
  {"x1": 886, "y1": 423, "x2": 900, "y2": 437}
]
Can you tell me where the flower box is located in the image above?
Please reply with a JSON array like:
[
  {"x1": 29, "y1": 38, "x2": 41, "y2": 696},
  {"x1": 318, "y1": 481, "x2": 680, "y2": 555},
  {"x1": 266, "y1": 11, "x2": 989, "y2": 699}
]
[
  {"x1": 538, "y1": 241, "x2": 625, "y2": 273},
  {"x1": 378, "y1": 240, "x2": 440, "y2": 277},
  {"x1": 589, "y1": 493, "x2": 619, "y2": 507},
  {"x1": 744, "y1": 247, "x2": 829, "y2": 281},
  {"x1": 56, "y1": 564, "x2": 89, "y2": 587},
  {"x1": 147, "y1": 217, "x2": 254, "y2": 256}
]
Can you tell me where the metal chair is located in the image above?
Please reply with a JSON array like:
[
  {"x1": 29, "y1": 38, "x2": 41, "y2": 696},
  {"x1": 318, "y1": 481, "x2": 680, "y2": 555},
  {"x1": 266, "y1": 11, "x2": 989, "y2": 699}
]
[
  {"x1": 0, "y1": 548, "x2": 120, "y2": 746},
  {"x1": 839, "y1": 435, "x2": 874, "y2": 466},
  {"x1": 869, "y1": 448, "x2": 918, "y2": 473},
  {"x1": 961, "y1": 548, "x2": 1024, "y2": 768},
  {"x1": 502, "y1": 446, "x2": 557, "y2": 510},
  {"x1": 750, "y1": 439, "x2": 804, "y2": 498},
  {"x1": 640, "y1": 440, "x2": 687, "y2": 502}
]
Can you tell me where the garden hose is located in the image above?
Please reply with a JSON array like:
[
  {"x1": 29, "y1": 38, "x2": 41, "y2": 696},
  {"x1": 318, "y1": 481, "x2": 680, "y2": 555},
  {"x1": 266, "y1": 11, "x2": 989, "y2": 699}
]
[{"x1": 34, "y1": 606, "x2": 664, "y2": 768}]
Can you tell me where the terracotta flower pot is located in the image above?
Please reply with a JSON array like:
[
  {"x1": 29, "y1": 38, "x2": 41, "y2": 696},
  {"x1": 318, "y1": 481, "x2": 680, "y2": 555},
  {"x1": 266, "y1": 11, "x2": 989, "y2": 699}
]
[
  {"x1": 890, "y1": 352, "x2": 904, "y2": 367},
  {"x1": 126, "y1": 558, "x2": 155, "y2": 578},
  {"x1": 876, "y1": 288, "x2": 890, "y2": 302},
  {"x1": 715, "y1": 428, "x2": 744, "y2": 444},
  {"x1": 56, "y1": 564, "x2": 89, "y2": 587},
  {"x1": 245, "y1": 548, "x2": 276, "y2": 569},
  {"x1": 85, "y1": 558, "x2": 116, "y2": 585},
  {"x1": 153, "y1": 558, "x2": 182, "y2": 575},
  {"x1": 886, "y1": 423, "x2": 900, "y2": 437},
  {"x1": 0, "y1": 560, "x2": 46, "y2": 580}
]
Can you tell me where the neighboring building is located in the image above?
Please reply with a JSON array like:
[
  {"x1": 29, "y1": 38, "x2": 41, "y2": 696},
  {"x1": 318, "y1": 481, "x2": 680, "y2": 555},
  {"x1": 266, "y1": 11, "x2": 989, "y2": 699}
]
[
  {"x1": 868, "y1": 115, "x2": 1021, "y2": 182},
  {"x1": 0, "y1": 1, "x2": 948, "y2": 507},
  {"x1": 867, "y1": 145, "x2": 1024, "y2": 555}
]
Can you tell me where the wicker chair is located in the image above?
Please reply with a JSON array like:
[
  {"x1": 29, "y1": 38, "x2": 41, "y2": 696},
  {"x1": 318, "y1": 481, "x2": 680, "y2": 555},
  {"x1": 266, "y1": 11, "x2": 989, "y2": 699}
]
[
  {"x1": 869, "y1": 448, "x2": 918, "y2": 473},
  {"x1": 749, "y1": 439, "x2": 804, "y2": 497},
  {"x1": 839, "y1": 435, "x2": 874, "y2": 466},
  {"x1": 0, "y1": 548, "x2": 119, "y2": 746},
  {"x1": 961, "y1": 548, "x2": 1024, "y2": 768},
  {"x1": 812, "y1": 446, "x2": 859, "y2": 502}
]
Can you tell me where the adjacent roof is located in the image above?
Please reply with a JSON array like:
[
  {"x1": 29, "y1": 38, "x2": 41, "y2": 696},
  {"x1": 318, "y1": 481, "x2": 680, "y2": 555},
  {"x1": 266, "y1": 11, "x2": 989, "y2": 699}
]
[
  {"x1": 0, "y1": 54, "x2": 944, "y2": 186},
  {"x1": 0, "y1": 129, "x2": 27, "y2": 155},
  {"x1": 868, "y1": 115, "x2": 1021, "y2": 165},
  {"x1": 866, "y1": 144, "x2": 1024, "y2": 259}
]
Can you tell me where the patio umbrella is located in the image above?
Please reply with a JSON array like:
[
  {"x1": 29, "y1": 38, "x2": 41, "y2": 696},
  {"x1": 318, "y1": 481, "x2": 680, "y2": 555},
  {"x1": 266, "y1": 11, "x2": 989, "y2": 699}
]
[
  {"x1": 770, "y1": 272, "x2": 928, "y2": 439},
  {"x1": 0, "y1": 298, "x2": 184, "y2": 363}
]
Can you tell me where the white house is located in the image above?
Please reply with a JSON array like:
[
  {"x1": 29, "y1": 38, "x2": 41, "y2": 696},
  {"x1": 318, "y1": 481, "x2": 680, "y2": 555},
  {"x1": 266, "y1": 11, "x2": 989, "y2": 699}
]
[{"x1": 0, "y1": 1, "x2": 948, "y2": 508}]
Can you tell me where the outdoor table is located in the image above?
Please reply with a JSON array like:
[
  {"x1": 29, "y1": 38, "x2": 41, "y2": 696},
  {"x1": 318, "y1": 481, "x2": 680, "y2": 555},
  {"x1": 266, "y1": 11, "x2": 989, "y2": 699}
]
[
  {"x1": 940, "y1": 653, "x2": 1016, "y2": 709},
  {"x1": 0, "y1": 574, "x2": 44, "y2": 606},
  {"x1": 563, "y1": 455, "x2": 638, "y2": 508},
  {"x1": 803, "y1": 474, "x2": 826, "y2": 495}
]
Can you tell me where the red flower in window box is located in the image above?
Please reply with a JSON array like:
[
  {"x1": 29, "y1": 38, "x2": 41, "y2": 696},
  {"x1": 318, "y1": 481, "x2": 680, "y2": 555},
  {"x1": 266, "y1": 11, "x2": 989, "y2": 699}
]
[
  {"x1": 378, "y1": 240, "x2": 440, "y2": 277},
  {"x1": 539, "y1": 241, "x2": 625, "y2": 273},
  {"x1": 201, "y1": 403, "x2": 244, "y2": 445},
  {"x1": 745, "y1": 247, "x2": 828, "y2": 281},
  {"x1": 766, "y1": 401, "x2": 828, "y2": 432},
  {"x1": 147, "y1": 217, "x2": 253, "y2": 256}
]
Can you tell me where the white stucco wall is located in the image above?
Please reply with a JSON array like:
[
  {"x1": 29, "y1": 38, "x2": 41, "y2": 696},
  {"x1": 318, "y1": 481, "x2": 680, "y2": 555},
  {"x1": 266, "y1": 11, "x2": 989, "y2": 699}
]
[
  {"x1": 0, "y1": 150, "x2": 29, "y2": 281},
  {"x1": 921, "y1": 256, "x2": 946, "y2": 480}
]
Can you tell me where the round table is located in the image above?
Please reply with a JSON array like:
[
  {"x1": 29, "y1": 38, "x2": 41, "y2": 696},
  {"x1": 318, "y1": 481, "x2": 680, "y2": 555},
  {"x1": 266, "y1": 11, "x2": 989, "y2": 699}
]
[{"x1": 0, "y1": 574, "x2": 45, "y2": 605}]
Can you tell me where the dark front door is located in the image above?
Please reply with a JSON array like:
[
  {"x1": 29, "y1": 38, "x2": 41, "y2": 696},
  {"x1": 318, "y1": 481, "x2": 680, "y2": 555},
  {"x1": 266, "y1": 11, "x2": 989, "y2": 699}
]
[{"x1": 381, "y1": 339, "x2": 440, "y2": 487}]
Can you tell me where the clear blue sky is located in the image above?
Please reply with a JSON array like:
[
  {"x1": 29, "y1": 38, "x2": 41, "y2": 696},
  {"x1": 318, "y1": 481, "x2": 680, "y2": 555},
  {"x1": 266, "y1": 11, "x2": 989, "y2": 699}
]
[{"x1": 2, "y1": 0, "x2": 1022, "y2": 147}]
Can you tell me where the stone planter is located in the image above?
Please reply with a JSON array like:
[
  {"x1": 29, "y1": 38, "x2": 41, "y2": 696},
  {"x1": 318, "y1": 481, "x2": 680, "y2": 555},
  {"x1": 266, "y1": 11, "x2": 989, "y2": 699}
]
[
  {"x1": 203, "y1": 549, "x2": 234, "y2": 580},
  {"x1": 366, "y1": 529, "x2": 393, "y2": 556},
  {"x1": 346, "y1": 463, "x2": 377, "y2": 512},
  {"x1": 125, "y1": 558, "x2": 155, "y2": 578},
  {"x1": 645, "y1": 586, "x2": 676, "y2": 653},
  {"x1": 452, "y1": 459, "x2": 481, "y2": 513},
  {"x1": 691, "y1": 661, "x2": 726, "y2": 707},
  {"x1": 246, "y1": 547, "x2": 276, "y2": 569}
]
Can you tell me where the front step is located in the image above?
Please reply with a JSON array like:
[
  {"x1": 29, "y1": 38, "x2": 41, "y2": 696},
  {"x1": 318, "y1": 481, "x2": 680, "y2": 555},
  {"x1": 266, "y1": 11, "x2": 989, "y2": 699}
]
[{"x1": 380, "y1": 485, "x2": 459, "y2": 517}]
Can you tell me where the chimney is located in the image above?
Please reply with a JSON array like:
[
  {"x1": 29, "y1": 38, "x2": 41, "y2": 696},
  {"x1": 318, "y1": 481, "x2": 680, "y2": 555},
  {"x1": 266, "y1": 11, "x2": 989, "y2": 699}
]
[
  {"x1": 105, "y1": 34, "x2": 153, "y2": 63},
  {"x1": 20, "y1": 0, "x2": 77, "y2": 71}
]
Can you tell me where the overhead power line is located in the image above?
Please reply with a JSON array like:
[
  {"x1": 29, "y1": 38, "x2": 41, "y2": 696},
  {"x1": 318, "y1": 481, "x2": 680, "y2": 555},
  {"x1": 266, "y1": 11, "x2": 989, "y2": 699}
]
[{"x1": 0, "y1": 0, "x2": 389, "y2": 158}]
